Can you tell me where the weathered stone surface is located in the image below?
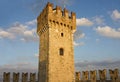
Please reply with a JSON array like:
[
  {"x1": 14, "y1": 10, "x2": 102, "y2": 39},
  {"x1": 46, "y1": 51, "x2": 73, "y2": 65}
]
[
  {"x1": 82, "y1": 71, "x2": 89, "y2": 82},
  {"x1": 22, "y1": 73, "x2": 28, "y2": 82},
  {"x1": 75, "y1": 72, "x2": 81, "y2": 82},
  {"x1": 109, "y1": 69, "x2": 119, "y2": 82},
  {"x1": 37, "y1": 2, "x2": 76, "y2": 82},
  {"x1": 30, "y1": 73, "x2": 36, "y2": 82},
  {"x1": 13, "y1": 72, "x2": 19, "y2": 82},
  {"x1": 99, "y1": 69, "x2": 106, "y2": 82},
  {"x1": 3, "y1": 72, "x2": 10, "y2": 82},
  {"x1": 90, "y1": 70, "x2": 96, "y2": 82}
]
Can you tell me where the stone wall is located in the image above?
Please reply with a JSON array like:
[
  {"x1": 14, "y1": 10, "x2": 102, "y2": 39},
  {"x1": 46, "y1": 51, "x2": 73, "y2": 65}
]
[
  {"x1": 75, "y1": 69, "x2": 120, "y2": 82},
  {"x1": 37, "y1": 2, "x2": 76, "y2": 82},
  {"x1": 3, "y1": 72, "x2": 36, "y2": 82},
  {"x1": 2, "y1": 69, "x2": 120, "y2": 82}
]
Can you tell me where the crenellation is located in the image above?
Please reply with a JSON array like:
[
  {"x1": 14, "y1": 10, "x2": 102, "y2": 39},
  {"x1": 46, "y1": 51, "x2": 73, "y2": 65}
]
[
  {"x1": 30, "y1": 73, "x2": 36, "y2": 82},
  {"x1": 82, "y1": 71, "x2": 89, "y2": 81},
  {"x1": 99, "y1": 69, "x2": 106, "y2": 82},
  {"x1": 46, "y1": 2, "x2": 53, "y2": 12},
  {"x1": 71, "y1": 12, "x2": 76, "y2": 19},
  {"x1": 2, "y1": 69, "x2": 120, "y2": 82},
  {"x1": 37, "y1": 2, "x2": 76, "y2": 36},
  {"x1": 3, "y1": 72, "x2": 10, "y2": 82},
  {"x1": 75, "y1": 72, "x2": 81, "y2": 81},
  {"x1": 22, "y1": 73, "x2": 28, "y2": 82},
  {"x1": 13, "y1": 72, "x2": 19, "y2": 82},
  {"x1": 109, "y1": 69, "x2": 119, "y2": 81},
  {"x1": 64, "y1": 8, "x2": 69, "y2": 18},
  {"x1": 90, "y1": 70, "x2": 97, "y2": 82},
  {"x1": 56, "y1": 6, "x2": 62, "y2": 15}
]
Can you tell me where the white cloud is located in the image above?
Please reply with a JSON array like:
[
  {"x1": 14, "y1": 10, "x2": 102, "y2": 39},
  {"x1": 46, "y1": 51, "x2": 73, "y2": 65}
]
[
  {"x1": 22, "y1": 29, "x2": 38, "y2": 42},
  {"x1": 7, "y1": 22, "x2": 27, "y2": 36},
  {"x1": 93, "y1": 16, "x2": 105, "y2": 25},
  {"x1": 26, "y1": 19, "x2": 37, "y2": 26},
  {"x1": 0, "y1": 30, "x2": 15, "y2": 39},
  {"x1": 0, "y1": 54, "x2": 38, "y2": 74},
  {"x1": 95, "y1": 26, "x2": 120, "y2": 39},
  {"x1": 75, "y1": 59, "x2": 120, "y2": 71},
  {"x1": 24, "y1": 31, "x2": 33, "y2": 36},
  {"x1": 76, "y1": 18, "x2": 93, "y2": 26},
  {"x1": 0, "y1": 19, "x2": 39, "y2": 42},
  {"x1": 74, "y1": 41, "x2": 85, "y2": 46},
  {"x1": 111, "y1": 9, "x2": 120, "y2": 21},
  {"x1": 0, "y1": 62, "x2": 37, "y2": 73}
]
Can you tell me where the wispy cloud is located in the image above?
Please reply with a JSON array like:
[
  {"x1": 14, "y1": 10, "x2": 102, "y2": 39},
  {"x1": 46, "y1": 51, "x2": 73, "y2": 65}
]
[
  {"x1": 95, "y1": 26, "x2": 120, "y2": 39},
  {"x1": 0, "y1": 30, "x2": 15, "y2": 39},
  {"x1": 73, "y1": 41, "x2": 85, "y2": 46},
  {"x1": 0, "y1": 62, "x2": 37, "y2": 74},
  {"x1": 26, "y1": 19, "x2": 37, "y2": 26},
  {"x1": 75, "y1": 59, "x2": 120, "y2": 71},
  {"x1": 74, "y1": 30, "x2": 85, "y2": 41},
  {"x1": 76, "y1": 18, "x2": 93, "y2": 27},
  {"x1": 73, "y1": 30, "x2": 85, "y2": 46},
  {"x1": 0, "y1": 54, "x2": 38, "y2": 73},
  {"x1": 92, "y1": 16, "x2": 105, "y2": 25},
  {"x1": 0, "y1": 19, "x2": 39, "y2": 42},
  {"x1": 111, "y1": 9, "x2": 120, "y2": 21}
]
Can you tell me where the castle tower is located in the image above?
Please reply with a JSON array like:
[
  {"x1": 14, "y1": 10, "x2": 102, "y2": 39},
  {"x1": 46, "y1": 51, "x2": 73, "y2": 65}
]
[{"x1": 37, "y1": 2, "x2": 76, "y2": 82}]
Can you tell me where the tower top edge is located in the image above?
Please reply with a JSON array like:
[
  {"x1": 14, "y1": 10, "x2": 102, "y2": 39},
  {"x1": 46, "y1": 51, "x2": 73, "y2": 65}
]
[{"x1": 37, "y1": 2, "x2": 76, "y2": 20}]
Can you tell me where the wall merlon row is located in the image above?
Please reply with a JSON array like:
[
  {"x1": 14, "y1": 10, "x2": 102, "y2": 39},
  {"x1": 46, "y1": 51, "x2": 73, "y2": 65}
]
[
  {"x1": 3, "y1": 72, "x2": 37, "y2": 82},
  {"x1": 37, "y1": 2, "x2": 76, "y2": 23},
  {"x1": 2, "y1": 69, "x2": 120, "y2": 82},
  {"x1": 75, "y1": 68, "x2": 120, "y2": 82}
]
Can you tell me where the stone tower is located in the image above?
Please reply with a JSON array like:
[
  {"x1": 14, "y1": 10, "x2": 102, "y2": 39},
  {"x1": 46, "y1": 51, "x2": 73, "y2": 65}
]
[{"x1": 37, "y1": 2, "x2": 76, "y2": 82}]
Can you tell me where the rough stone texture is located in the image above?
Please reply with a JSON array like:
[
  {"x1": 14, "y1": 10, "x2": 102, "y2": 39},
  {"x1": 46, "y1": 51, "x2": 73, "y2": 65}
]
[
  {"x1": 37, "y1": 2, "x2": 76, "y2": 82},
  {"x1": 82, "y1": 71, "x2": 89, "y2": 81},
  {"x1": 99, "y1": 69, "x2": 106, "y2": 82},
  {"x1": 30, "y1": 73, "x2": 36, "y2": 82},
  {"x1": 75, "y1": 72, "x2": 81, "y2": 82},
  {"x1": 2, "y1": 69, "x2": 120, "y2": 82},
  {"x1": 109, "y1": 69, "x2": 119, "y2": 82},
  {"x1": 13, "y1": 72, "x2": 19, "y2": 82},
  {"x1": 22, "y1": 73, "x2": 28, "y2": 82},
  {"x1": 75, "y1": 69, "x2": 120, "y2": 82},
  {"x1": 90, "y1": 70, "x2": 96, "y2": 82},
  {"x1": 3, "y1": 72, "x2": 10, "y2": 82}
]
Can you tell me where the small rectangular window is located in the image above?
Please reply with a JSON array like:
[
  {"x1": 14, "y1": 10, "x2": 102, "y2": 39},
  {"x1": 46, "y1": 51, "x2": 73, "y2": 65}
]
[
  {"x1": 61, "y1": 33, "x2": 63, "y2": 37},
  {"x1": 59, "y1": 48, "x2": 64, "y2": 56}
]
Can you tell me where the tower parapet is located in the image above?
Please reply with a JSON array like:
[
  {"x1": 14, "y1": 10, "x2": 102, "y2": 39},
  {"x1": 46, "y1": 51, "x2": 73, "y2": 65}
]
[{"x1": 37, "y1": 2, "x2": 76, "y2": 35}]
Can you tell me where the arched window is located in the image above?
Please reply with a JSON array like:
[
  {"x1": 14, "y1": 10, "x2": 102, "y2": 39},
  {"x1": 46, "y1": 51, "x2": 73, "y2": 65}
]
[{"x1": 59, "y1": 48, "x2": 64, "y2": 56}]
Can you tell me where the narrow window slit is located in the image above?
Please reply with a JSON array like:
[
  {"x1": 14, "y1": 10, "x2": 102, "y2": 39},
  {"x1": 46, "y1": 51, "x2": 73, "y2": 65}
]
[{"x1": 59, "y1": 48, "x2": 64, "y2": 56}]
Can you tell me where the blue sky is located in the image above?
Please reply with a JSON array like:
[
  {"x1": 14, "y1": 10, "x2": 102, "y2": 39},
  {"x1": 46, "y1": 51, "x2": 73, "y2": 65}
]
[{"x1": 0, "y1": 0, "x2": 120, "y2": 73}]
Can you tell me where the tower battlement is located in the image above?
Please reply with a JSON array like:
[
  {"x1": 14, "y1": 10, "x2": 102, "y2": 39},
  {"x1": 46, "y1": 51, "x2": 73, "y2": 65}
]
[{"x1": 37, "y1": 2, "x2": 76, "y2": 35}]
